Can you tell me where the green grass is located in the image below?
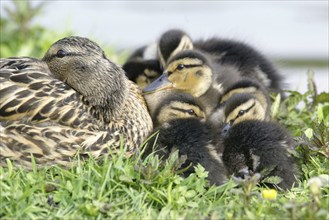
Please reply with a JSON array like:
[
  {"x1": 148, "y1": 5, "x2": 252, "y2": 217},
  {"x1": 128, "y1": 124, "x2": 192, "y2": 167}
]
[
  {"x1": 1, "y1": 146, "x2": 328, "y2": 219},
  {"x1": 1, "y1": 73, "x2": 329, "y2": 219}
]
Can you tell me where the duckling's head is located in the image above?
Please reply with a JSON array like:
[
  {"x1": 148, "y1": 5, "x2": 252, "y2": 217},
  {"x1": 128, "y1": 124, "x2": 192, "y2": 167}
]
[
  {"x1": 157, "y1": 29, "x2": 194, "y2": 67},
  {"x1": 123, "y1": 59, "x2": 162, "y2": 89},
  {"x1": 152, "y1": 92, "x2": 206, "y2": 127},
  {"x1": 144, "y1": 50, "x2": 213, "y2": 98},
  {"x1": 222, "y1": 93, "x2": 266, "y2": 134},
  {"x1": 220, "y1": 79, "x2": 269, "y2": 115},
  {"x1": 42, "y1": 36, "x2": 128, "y2": 110},
  {"x1": 209, "y1": 79, "x2": 269, "y2": 128}
]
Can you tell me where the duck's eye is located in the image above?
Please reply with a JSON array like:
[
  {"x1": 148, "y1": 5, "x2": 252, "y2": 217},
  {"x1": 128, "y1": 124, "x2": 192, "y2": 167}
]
[
  {"x1": 176, "y1": 64, "x2": 185, "y2": 70},
  {"x1": 187, "y1": 109, "x2": 196, "y2": 116},
  {"x1": 56, "y1": 49, "x2": 67, "y2": 58},
  {"x1": 238, "y1": 110, "x2": 245, "y2": 116}
]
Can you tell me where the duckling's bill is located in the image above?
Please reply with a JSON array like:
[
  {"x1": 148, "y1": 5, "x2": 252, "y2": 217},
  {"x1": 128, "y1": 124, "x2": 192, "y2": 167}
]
[
  {"x1": 143, "y1": 73, "x2": 173, "y2": 94},
  {"x1": 221, "y1": 122, "x2": 231, "y2": 136}
]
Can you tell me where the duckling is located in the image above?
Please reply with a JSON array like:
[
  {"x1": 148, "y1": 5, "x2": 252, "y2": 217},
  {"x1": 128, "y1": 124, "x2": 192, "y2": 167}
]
[
  {"x1": 122, "y1": 59, "x2": 162, "y2": 89},
  {"x1": 0, "y1": 36, "x2": 153, "y2": 167},
  {"x1": 146, "y1": 93, "x2": 226, "y2": 186},
  {"x1": 157, "y1": 29, "x2": 194, "y2": 68},
  {"x1": 208, "y1": 78, "x2": 271, "y2": 129},
  {"x1": 221, "y1": 79, "x2": 269, "y2": 109},
  {"x1": 143, "y1": 89, "x2": 176, "y2": 122},
  {"x1": 150, "y1": 92, "x2": 206, "y2": 128},
  {"x1": 123, "y1": 29, "x2": 193, "y2": 89},
  {"x1": 156, "y1": 29, "x2": 283, "y2": 93},
  {"x1": 143, "y1": 49, "x2": 241, "y2": 116},
  {"x1": 221, "y1": 93, "x2": 297, "y2": 190},
  {"x1": 122, "y1": 43, "x2": 162, "y2": 89}
]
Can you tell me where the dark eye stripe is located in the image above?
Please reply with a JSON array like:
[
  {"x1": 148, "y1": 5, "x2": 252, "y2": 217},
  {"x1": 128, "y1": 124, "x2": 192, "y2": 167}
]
[
  {"x1": 244, "y1": 101, "x2": 256, "y2": 113},
  {"x1": 169, "y1": 64, "x2": 203, "y2": 75},
  {"x1": 171, "y1": 106, "x2": 197, "y2": 115},
  {"x1": 46, "y1": 52, "x2": 81, "y2": 62},
  {"x1": 233, "y1": 101, "x2": 256, "y2": 122},
  {"x1": 167, "y1": 71, "x2": 173, "y2": 76},
  {"x1": 171, "y1": 106, "x2": 188, "y2": 113},
  {"x1": 186, "y1": 64, "x2": 202, "y2": 68},
  {"x1": 179, "y1": 64, "x2": 202, "y2": 69}
]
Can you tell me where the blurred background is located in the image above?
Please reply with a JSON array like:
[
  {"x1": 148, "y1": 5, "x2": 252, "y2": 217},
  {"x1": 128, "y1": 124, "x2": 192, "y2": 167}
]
[{"x1": 1, "y1": 0, "x2": 328, "y2": 93}]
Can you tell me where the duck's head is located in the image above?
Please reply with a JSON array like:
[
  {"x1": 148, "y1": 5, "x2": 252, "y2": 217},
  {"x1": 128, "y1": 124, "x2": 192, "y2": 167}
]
[
  {"x1": 42, "y1": 36, "x2": 127, "y2": 110},
  {"x1": 220, "y1": 79, "x2": 269, "y2": 114},
  {"x1": 123, "y1": 59, "x2": 162, "y2": 89},
  {"x1": 222, "y1": 93, "x2": 266, "y2": 135},
  {"x1": 157, "y1": 29, "x2": 194, "y2": 68},
  {"x1": 210, "y1": 79, "x2": 269, "y2": 127},
  {"x1": 153, "y1": 92, "x2": 206, "y2": 127},
  {"x1": 143, "y1": 50, "x2": 214, "y2": 98}
]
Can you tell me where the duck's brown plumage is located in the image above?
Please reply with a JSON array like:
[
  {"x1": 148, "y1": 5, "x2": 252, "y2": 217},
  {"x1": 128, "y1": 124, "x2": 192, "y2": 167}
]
[{"x1": 0, "y1": 36, "x2": 153, "y2": 167}]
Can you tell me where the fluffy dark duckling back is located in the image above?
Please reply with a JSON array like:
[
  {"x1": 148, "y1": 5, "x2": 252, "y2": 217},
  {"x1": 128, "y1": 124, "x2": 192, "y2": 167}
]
[
  {"x1": 153, "y1": 118, "x2": 227, "y2": 185},
  {"x1": 195, "y1": 38, "x2": 283, "y2": 93}
]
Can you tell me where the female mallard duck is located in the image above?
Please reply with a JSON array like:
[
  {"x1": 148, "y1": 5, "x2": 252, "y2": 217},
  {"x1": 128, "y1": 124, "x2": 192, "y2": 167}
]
[
  {"x1": 221, "y1": 93, "x2": 297, "y2": 190},
  {"x1": 156, "y1": 29, "x2": 283, "y2": 93},
  {"x1": 143, "y1": 49, "x2": 241, "y2": 116},
  {"x1": 146, "y1": 93, "x2": 227, "y2": 186},
  {"x1": 0, "y1": 36, "x2": 153, "y2": 167},
  {"x1": 122, "y1": 43, "x2": 162, "y2": 89}
]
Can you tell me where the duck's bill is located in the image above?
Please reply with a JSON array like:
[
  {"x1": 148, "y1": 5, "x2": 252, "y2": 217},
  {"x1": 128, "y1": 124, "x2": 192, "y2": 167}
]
[
  {"x1": 221, "y1": 122, "x2": 231, "y2": 136},
  {"x1": 143, "y1": 74, "x2": 173, "y2": 94}
]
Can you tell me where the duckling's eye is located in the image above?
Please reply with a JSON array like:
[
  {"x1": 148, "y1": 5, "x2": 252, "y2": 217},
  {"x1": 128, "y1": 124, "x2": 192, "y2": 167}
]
[
  {"x1": 187, "y1": 109, "x2": 196, "y2": 116},
  {"x1": 176, "y1": 64, "x2": 185, "y2": 70},
  {"x1": 56, "y1": 49, "x2": 67, "y2": 58},
  {"x1": 238, "y1": 110, "x2": 245, "y2": 116}
]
